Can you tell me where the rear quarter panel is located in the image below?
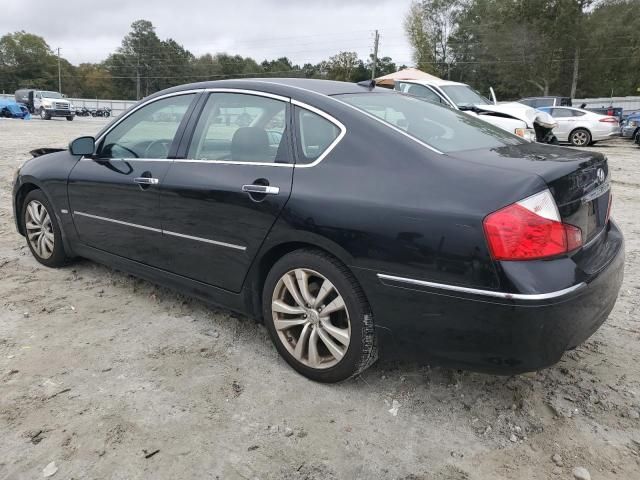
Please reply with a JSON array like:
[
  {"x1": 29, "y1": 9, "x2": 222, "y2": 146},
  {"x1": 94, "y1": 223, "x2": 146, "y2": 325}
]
[{"x1": 279, "y1": 103, "x2": 548, "y2": 298}]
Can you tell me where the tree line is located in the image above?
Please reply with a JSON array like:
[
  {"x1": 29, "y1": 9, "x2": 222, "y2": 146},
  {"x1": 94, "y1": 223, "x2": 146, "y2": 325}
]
[
  {"x1": 1, "y1": 0, "x2": 639, "y2": 102},
  {"x1": 405, "y1": 0, "x2": 640, "y2": 99},
  {"x1": 0, "y1": 20, "x2": 398, "y2": 100}
]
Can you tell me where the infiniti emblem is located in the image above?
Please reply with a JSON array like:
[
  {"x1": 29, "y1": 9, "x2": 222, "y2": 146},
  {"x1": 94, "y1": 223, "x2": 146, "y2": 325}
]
[{"x1": 596, "y1": 168, "x2": 605, "y2": 184}]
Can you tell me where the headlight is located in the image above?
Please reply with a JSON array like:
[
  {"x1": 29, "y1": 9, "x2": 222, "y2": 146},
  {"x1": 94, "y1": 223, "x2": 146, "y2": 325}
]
[
  {"x1": 630, "y1": 121, "x2": 638, "y2": 127},
  {"x1": 515, "y1": 128, "x2": 537, "y2": 142},
  {"x1": 42, "y1": 101, "x2": 52, "y2": 108}
]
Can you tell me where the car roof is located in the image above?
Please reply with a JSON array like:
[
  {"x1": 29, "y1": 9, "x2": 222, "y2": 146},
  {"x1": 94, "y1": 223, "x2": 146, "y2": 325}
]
[
  {"x1": 521, "y1": 96, "x2": 570, "y2": 99},
  {"x1": 163, "y1": 78, "x2": 381, "y2": 97},
  {"x1": 394, "y1": 78, "x2": 465, "y2": 87}
]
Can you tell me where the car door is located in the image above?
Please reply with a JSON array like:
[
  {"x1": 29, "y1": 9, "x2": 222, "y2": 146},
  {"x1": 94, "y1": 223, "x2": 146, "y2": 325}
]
[
  {"x1": 158, "y1": 91, "x2": 294, "y2": 292},
  {"x1": 549, "y1": 108, "x2": 575, "y2": 140},
  {"x1": 67, "y1": 92, "x2": 199, "y2": 268}
]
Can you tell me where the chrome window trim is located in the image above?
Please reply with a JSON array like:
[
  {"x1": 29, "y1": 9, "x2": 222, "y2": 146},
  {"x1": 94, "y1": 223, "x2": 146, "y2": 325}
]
[
  {"x1": 291, "y1": 99, "x2": 347, "y2": 168},
  {"x1": 377, "y1": 273, "x2": 586, "y2": 301},
  {"x1": 251, "y1": 80, "x2": 444, "y2": 155},
  {"x1": 73, "y1": 211, "x2": 246, "y2": 251},
  {"x1": 94, "y1": 89, "x2": 204, "y2": 146},
  {"x1": 203, "y1": 88, "x2": 289, "y2": 102}
]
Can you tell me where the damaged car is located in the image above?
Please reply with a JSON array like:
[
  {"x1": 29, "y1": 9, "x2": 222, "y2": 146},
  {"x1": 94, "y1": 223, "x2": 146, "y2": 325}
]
[{"x1": 388, "y1": 78, "x2": 558, "y2": 144}]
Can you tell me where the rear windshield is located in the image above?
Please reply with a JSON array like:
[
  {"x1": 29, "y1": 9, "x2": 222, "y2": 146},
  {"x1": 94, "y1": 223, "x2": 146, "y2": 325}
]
[{"x1": 337, "y1": 92, "x2": 525, "y2": 153}]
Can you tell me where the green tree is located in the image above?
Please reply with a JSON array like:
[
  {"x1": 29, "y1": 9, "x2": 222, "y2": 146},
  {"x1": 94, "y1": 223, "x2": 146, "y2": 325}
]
[
  {"x1": 404, "y1": 0, "x2": 465, "y2": 77},
  {"x1": 0, "y1": 31, "x2": 58, "y2": 92}
]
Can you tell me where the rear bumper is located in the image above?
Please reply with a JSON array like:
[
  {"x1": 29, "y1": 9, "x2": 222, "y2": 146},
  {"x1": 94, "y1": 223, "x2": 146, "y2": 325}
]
[
  {"x1": 357, "y1": 222, "x2": 624, "y2": 374},
  {"x1": 592, "y1": 128, "x2": 620, "y2": 141}
]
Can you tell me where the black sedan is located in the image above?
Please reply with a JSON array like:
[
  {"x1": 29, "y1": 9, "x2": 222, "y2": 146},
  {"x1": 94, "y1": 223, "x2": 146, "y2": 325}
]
[{"x1": 12, "y1": 79, "x2": 624, "y2": 382}]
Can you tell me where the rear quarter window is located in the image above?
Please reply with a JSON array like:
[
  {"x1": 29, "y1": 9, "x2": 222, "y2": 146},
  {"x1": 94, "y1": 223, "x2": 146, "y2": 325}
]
[{"x1": 295, "y1": 108, "x2": 342, "y2": 164}]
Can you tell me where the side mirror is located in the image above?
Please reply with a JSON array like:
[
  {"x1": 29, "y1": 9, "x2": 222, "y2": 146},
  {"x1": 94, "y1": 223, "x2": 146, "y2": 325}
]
[{"x1": 69, "y1": 136, "x2": 95, "y2": 156}]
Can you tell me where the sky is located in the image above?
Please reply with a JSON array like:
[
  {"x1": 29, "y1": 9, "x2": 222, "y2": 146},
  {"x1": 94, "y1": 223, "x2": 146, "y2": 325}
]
[{"x1": 1, "y1": 0, "x2": 415, "y2": 67}]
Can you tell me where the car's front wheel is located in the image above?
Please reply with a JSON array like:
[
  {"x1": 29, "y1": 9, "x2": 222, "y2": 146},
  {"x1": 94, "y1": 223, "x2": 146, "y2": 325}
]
[
  {"x1": 39, "y1": 108, "x2": 50, "y2": 120},
  {"x1": 263, "y1": 250, "x2": 377, "y2": 382},
  {"x1": 570, "y1": 128, "x2": 591, "y2": 147},
  {"x1": 22, "y1": 190, "x2": 67, "y2": 267}
]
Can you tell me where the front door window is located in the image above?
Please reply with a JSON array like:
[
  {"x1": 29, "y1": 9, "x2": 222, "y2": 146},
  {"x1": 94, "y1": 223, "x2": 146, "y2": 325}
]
[{"x1": 99, "y1": 94, "x2": 195, "y2": 159}]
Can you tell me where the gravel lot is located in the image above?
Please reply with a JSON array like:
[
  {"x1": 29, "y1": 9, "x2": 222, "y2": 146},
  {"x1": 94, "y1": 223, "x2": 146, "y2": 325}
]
[{"x1": 1, "y1": 117, "x2": 639, "y2": 480}]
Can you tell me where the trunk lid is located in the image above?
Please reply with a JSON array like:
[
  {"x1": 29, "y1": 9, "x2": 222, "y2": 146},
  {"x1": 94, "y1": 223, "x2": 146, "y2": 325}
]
[{"x1": 450, "y1": 143, "x2": 611, "y2": 245}]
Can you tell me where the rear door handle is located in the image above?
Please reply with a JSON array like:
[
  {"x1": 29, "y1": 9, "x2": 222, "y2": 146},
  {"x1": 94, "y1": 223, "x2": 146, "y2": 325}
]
[
  {"x1": 242, "y1": 184, "x2": 279, "y2": 195},
  {"x1": 134, "y1": 177, "x2": 159, "y2": 185}
]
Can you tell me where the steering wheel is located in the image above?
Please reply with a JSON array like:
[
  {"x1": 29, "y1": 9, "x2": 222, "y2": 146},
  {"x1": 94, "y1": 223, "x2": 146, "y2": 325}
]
[{"x1": 143, "y1": 140, "x2": 170, "y2": 159}]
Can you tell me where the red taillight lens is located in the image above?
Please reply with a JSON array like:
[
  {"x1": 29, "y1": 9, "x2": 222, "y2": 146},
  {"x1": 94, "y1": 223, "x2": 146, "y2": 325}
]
[
  {"x1": 599, "y1": 117, "x2": 618, "y2": 123},
  {"x1": 483, "y1": 190, "x2": 583, "y2": 261}
]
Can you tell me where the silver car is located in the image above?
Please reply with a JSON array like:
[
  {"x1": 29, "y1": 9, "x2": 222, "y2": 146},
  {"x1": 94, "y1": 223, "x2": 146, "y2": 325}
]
[
  {"x1": 539, "y1": 106, "x2": 620, "y2": 146},
  {"x1": 620, "y1": 115, "x2": 640, "y2": 139}
]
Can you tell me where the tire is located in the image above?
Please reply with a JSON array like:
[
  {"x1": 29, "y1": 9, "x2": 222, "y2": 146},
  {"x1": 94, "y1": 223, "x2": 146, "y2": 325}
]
[
  {"x1": 262, "y1": 249, "x2": 377, "y2": 383},
  {"x1": 66, "y1": 116, "x2": 74, "y2": 121},
  {"x1": 39, "y1": 108, "x2": 50, "y2": 120},
  {"x1": 22, "y1": 190, "x2": 67, "y2": 268},
  {"x1": 569, "y1": 128, "x2": 591, "y2": 147}
]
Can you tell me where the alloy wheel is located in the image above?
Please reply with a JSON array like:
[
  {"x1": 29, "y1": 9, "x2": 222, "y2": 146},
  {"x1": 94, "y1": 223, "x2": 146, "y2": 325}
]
[
  {"x1": 271, "y1": 268, "x2": 351, "y2": 369},
  {"x1": 572, "y1": 130, "x2": 589, "y2": 146},
  {"x1": 25, "y1": 200, "x2": 55, "y2": 259}
]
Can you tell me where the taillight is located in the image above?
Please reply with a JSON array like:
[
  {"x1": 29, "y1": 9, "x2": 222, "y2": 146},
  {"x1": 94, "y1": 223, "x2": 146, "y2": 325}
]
[
  {"x1": 483, "y1": 190, "x2": 583, "y2": 261},
  {"x1": 606, "y1": 192, "x2": 613, "y2": 223},
  {"x1": 599, "y1": 117, "x2": 618, "y2": 123}
]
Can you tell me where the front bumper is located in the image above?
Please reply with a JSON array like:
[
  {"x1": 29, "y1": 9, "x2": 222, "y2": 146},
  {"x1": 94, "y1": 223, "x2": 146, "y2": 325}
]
[
  {"x1": 45, "y1": 108, "x2": 75, "y2": 117},
  {"x1": 356, "y1": 222, "x2": 624, "y2": 374},
  {"x1": 621, "y1": 125, "x2": 638, "y2": 138}
]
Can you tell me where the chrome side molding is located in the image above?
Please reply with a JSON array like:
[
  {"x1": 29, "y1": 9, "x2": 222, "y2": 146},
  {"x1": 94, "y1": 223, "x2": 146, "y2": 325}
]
[
  {"x1": 376, "y1": 273, "x2": 586, "y2": 301},
  {"x1": 73, "y1": 211, "x2": 246, "y2": 251}
]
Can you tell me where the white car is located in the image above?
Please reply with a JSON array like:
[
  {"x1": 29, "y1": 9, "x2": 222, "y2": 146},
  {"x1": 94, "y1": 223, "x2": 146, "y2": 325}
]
[
  {"x1": 392, "y1": 79, "x2": 556, "y2": 143},
  {"x1": 538, "y1": 106, "x2": 620, "y2": 146}
]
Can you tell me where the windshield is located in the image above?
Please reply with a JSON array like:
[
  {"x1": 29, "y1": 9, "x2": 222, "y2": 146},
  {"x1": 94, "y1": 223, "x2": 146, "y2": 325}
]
[
  {"x1": 440, "y1": 85, "x2": 490, "y2": 107},
  {"x1": 336, "y1": 92, "x2": 524, "y2": 153},
  {"x1": 40, "y1": 91, "x2": 63, "y2": 99}
]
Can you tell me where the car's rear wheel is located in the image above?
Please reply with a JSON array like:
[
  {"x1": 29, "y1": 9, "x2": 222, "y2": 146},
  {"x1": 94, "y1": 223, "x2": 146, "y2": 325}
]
[
  {"x1": 66, "y1": 116, "x2": 74, "y2": 121},
  {"x1": 262, "y1": 250, "x2": 377, "y2": 382},
  {"x1": 570, "y1": 128, "x2": 591, "y2": 147},
  {"x1": 22, "y1": 190, "x2": 67, "y2": 267}
]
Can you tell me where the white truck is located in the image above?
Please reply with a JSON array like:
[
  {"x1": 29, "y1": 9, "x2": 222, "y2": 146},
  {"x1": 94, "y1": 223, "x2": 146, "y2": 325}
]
[
  {"x1": 391, "y1": 79, "x2": 557, "y2": 144},
  {"x1": 15, "y1": 89, "x2": 76, "y2": 121}
]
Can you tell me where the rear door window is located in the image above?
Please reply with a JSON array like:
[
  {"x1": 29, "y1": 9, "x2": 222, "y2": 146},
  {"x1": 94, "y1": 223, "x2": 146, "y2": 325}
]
[
  {"x1": 188, "y1": 93, "x2": 290, "y2": 164},
  {"x1": 550, "y1": 108, "x2": 574, "y2": 118}
]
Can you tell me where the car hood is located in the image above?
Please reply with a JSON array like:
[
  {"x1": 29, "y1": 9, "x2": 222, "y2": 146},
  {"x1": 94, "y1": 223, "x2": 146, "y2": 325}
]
[
  {"x1": 473, "y1": 102, "x2": 550, "y2": 128},
  {"x1": 42, "y1": 97, "x2": 70, "y2": 104}
]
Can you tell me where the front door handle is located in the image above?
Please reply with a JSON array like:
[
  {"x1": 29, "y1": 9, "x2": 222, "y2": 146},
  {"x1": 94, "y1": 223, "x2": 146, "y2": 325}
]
[
  {"x1": 134, "y1": 177, "x2": 159, "y2": 185},
  {"x1": 242, "y1": 184, "x2": 279, "y2": 195}
]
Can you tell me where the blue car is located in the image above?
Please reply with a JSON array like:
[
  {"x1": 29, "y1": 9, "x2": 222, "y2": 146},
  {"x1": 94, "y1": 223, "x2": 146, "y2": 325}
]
[
  {"x1": 620, "y1": 112, "x2": 640, "y2": 140},
  {"x1": 0, "y1": 99, "x2": 31, "y2": 119}
]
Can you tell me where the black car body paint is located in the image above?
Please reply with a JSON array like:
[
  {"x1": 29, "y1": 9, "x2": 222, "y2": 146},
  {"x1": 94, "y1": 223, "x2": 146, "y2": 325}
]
[{"x1": 13, "y1": 79, "x2": 624, "y2": 374}]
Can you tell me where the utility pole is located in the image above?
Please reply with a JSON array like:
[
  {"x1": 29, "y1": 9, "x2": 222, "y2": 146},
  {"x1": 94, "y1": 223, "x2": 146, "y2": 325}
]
[
  {"x1": 57, "y1": 47, "x2": 62, "y2": 93},
  {"x1": 370, "y1": 30, "x2": 380, "y2": 81},
  {"x1": 136, "y1": 55, "x2": 141, "y2": 100}
]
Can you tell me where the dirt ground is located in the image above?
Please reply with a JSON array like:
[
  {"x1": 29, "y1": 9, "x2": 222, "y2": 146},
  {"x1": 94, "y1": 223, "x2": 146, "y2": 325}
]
[{"x1": 1, "y1": 117, "x2": 639, "y2": 480}]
